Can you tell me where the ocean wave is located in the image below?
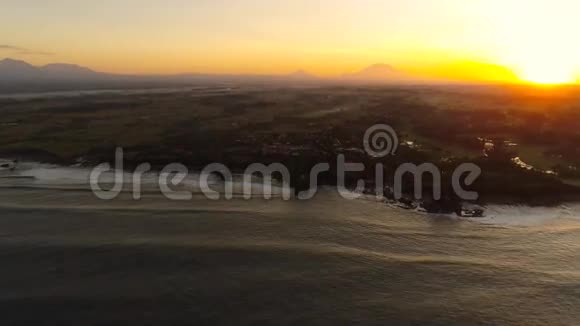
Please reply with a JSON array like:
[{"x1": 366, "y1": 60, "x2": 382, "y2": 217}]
[{"x1": 475, "y1": 204, "x2": 580, "y2": 226}]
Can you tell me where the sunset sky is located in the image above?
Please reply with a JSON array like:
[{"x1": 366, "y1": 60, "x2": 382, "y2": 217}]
[{"x1": 1, "y1": 0, "x2": 580, "y2": 83}]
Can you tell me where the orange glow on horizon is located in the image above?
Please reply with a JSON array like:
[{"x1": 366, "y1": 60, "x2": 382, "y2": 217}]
[{"x1": 2, "y1": 0, "x2": 580, "y2": 84}]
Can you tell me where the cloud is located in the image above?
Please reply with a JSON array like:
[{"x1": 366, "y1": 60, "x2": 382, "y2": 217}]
[
  {"x1": 0, "y1": 44, "x2": 53, "y2": 56},
  {"x1": 0, "y1": 45, "x2": 23, "y2": 51}
]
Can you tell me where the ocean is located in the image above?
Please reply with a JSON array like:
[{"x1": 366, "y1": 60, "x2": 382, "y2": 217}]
[{"x1": 1, "y1": 163, "x2": 579, "y2": 325}]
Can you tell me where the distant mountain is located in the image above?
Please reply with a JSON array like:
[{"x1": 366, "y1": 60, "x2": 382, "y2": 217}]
[
  {"x1": 41, "y1": 63, "x2": 103, "y2": 79},
  {"x1": 341, "y1": 64, "x2": 413, "y2": 83},
  {"x1": 0, "y1": 58, "x2": 104, "y2": 81},
  {"x1": 0, "y1": 58, "x2": 324, "y2": 86},
  {"x1": 0, "y1": 58, "x2": 335, "y2": 94},
  {"x1": 0, "y1": 58, "x2": 41, "y2": 80},
  {"x1": 0, "y1": 58, "x2": 502, "y2": 93},
  {"x1": 287, "y1": 70, "x2": 318, "y2": 80},
  {"x1": 0, "y1": 58, "x2": 425, "y2": 94}
]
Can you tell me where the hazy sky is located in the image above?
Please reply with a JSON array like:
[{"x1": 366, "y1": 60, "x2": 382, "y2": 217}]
[{"x1": 1, "y1": 0, "x2": 579, "y2": 83}]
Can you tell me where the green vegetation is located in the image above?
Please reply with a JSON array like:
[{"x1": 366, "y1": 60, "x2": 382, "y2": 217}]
[{"x1": 1, "y1": 84, "x2": 580, "y2": 204}]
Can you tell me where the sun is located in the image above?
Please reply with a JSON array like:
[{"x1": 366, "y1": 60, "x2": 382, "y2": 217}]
[
  {"x1": 484, "y1": 0, "x2": 580, "y2": 85},
  {"x1": 518, "y1": 64, "x2": 576, "y2": 85},
  {"x1": 506, "y1": 40, "x2": 578, "y2": 85}
]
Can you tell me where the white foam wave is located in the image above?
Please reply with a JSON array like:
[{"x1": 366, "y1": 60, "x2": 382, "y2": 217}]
[
  {"x1": 472, "y1": 204, "x2": 580, "y2": 226},
  {"x1": 0, "y1": 161, "x2": 287, "y2": 196}
]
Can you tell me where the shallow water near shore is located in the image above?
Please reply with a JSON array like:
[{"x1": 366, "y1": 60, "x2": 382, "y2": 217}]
[{"x1": 1, "y1": 164, "x2": 580, "y2": 325}]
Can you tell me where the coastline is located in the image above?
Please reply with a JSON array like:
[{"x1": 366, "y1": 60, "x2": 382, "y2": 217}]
[{"x1": 3, "y1": 153, "x2": 580, "y2": 210}]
